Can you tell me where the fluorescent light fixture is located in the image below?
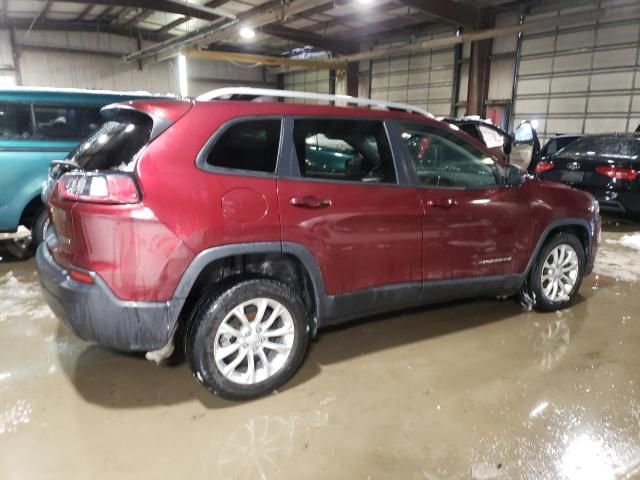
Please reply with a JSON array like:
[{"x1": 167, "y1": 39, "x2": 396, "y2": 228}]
[
  {"x1": 178, "y1": 53, "x2": 188, "y2": 98},
  {"x1": 239, "y1": 27, "x2": 256, "y2": 40}
]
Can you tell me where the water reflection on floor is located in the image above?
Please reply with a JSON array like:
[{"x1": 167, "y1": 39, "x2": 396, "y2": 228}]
[{"x1": 0, "y1": 216, "x2": 639, "y2": 479}]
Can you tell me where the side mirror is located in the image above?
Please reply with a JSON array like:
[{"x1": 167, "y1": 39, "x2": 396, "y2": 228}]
[{"x1": 504, "y1": 163, "x2": 525, "y2": 186}]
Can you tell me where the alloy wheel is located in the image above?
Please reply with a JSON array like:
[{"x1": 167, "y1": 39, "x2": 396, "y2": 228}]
[
  {"x1": 540, "y1": 244, "x2": 579, "y2": 302},
  {"x1": 213, "y1": 298, "x2": 295, "y2": 385}
]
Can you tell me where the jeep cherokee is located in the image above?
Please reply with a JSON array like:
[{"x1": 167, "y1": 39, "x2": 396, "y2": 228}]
[{"x1": 36, "y1": 88, "x2": 600, "y2": 400}]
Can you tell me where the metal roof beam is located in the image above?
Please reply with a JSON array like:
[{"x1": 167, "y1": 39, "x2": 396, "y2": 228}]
[
  {"x1": 258, "y1": 23, "x2": 357, "y2": 53},
  {"x1": 76, "y1": 4, "x2": 95, "y2": 21},
  {"x1": 396, "y1": 0, "x2": 478, "y2": 27},
  {"x1": 124, "y1": 0, "x2": 332, "y2": 63},
  {"x1": 0, "y1": 16, "x2": 171, "y2": 42},
  {"x1": 58, "y1": 0, "x2": 234, "y2": 21}
]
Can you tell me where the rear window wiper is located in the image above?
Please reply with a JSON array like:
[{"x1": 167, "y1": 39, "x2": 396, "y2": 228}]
[
  {"x1": 52, "y1": 160, "x2": 79, "y2": 170},
  {"x1": 50, "y1": 160, "x2": 79, "y2": 179},
  {"x1": 51, "y1": 160, "x2": 80, "y2": 172}
]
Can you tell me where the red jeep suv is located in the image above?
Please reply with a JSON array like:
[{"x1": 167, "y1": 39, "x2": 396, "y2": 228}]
[{"x1": 37, "y1": 88, "x2": 600, "y2": 400}]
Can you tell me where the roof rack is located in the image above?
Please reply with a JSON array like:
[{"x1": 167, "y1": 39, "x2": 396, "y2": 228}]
[{"x1": 195, "y1": 87, "x2": 434, "y2": 119}]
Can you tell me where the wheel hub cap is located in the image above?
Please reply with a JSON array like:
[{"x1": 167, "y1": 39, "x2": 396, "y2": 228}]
[
  {"x1": 540, "y1": 244, "x2": 580, "y2": 303},
  {"x1": 213, "y1": 297, "x2": 295, "y2": 385}
]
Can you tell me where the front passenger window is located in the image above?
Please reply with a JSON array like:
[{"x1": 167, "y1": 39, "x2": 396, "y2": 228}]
[{"x1": 399, "y1": 122, "x2": 501, "y2": 189}]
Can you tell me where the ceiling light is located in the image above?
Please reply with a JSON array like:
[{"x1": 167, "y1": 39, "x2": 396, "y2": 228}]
[
  {"x1": 358, "y1": 0, "x2": 374, "y2": 4},
  {"x1": 239, "y1": 27, "x2": 256, "y2": 40}
]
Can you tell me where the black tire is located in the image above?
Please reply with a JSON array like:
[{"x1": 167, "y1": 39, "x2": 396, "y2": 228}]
[
  {"x1": 4, "y1": 209, "x2": 48, "y2": 260},
  {"x1": 31, "y1": 208, "x2": 49, "y2": 247},
  {"x1": 521, "y1": 232, "x2": 586, "y2": 312},
  {"x1": 4, "y1": 237, "x2": 33, "y2": 260},
  {"x1": 185, "y1": 278, "x2": 309, "y2": 401}
]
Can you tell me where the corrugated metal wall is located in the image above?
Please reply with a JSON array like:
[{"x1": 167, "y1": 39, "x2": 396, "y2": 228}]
[
  {"x1": 0, "y1": 29, "x2": 274, "y2": 95},
  {"x1": 282, "y1": 69, "x2": 331, "y2": 104},
  {"x1": 370, "y1": 46, "x2": 456, "y2": 117},
  {"x1": 513, "y1": 1, "x2": 640, "y2": 143}
]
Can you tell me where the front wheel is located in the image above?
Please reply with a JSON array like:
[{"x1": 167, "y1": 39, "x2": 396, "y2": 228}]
[
  {"x1": 31, "y1": 208, "x2": 49, "y2": 248},
  {"x1": 3, "y1": 209, "x2": 48, "y2": 260},
  {"x1": 521, "y1": 233, "x2": 585, "y2": 312},
  {"x1": 185, "y1": 278, "x2": 309, "y2": 401}
]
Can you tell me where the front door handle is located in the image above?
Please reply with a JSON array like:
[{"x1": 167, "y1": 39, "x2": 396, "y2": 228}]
[
  {"x1": 289, "y1": 195, "x2": 332, "y2": 209},
  {"x1": 427, "y1": 198, "x2": 458, "y2": 209}
]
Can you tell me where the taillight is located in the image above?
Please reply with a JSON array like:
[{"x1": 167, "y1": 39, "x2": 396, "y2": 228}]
[
  {"x1": 595, "y1": 166, "x2": 637, "y2": 181},
  {"x1": 58, "y1": 172, "x2": 140, "y2": 204},
  {"x1": 535, "y1": 161, "x2": 555, "y2": 174}
]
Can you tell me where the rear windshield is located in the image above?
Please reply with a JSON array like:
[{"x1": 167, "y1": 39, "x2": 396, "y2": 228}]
[
  {"x1": 66, "y1": 112, "x2": 153, "y2": 170},
  {"x1": 559, "y1": 136, "x2": 640, "y2": 160}
]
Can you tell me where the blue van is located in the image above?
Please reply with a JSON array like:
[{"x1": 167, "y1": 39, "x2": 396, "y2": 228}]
[{"x1": 0, "y1": 87, "x2": 163, "y2": 258}]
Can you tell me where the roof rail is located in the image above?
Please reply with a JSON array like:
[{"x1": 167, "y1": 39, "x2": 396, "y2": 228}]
[{"x1": 195, "y1": 87, "x2": 434, "y2": 119}]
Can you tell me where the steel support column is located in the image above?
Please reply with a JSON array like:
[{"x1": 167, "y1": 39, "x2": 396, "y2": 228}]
[
  {"x1": 346, "y1": 61, "x2": 358, "y2": 97},
  {"x1": 466, "y1": 14, "x2": 494, "y2": 116}
]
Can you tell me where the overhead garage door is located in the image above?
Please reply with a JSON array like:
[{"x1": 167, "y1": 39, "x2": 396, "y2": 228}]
[
  {"x1": 370, "y1": 47, "x2": 455, "y2": 117},
  {"x1": 282, "y1": 69, "x2": 331, "y2": 104},
  {"x1": 513, "y1": 6, "x2": 640, "y2": 144}
]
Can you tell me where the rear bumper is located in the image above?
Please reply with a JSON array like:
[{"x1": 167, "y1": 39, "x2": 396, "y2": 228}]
[
  {"x1": 573, "y1": 187, "x2": 640, "y2": 215},
  {"x1": 36, "y1": 244, "x2": 176, "y2": 352}
]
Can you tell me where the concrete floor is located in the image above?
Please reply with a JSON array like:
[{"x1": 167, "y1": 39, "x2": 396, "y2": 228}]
[{"x1": 0, "y1": 216, "x2": 639, "y2": 480}]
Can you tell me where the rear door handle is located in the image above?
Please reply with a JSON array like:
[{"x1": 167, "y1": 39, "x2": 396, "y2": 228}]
[
  {"x1": 427, "y1": 198, "x2": 458, "y2": 209},
  {"x1": 289, "y1": 195, "x2": 332, "y2": 209}
]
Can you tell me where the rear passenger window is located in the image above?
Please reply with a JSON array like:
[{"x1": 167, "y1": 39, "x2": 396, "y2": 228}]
[
  {"x1": 0, "y1": 103, "x2": 33, "y2": 138},
  {"x1": 206, "y1": 119, "x2": 281, "y2": 173},
  {"x1": 293, "y1": 119, "x2": 396, "y2": 183}
]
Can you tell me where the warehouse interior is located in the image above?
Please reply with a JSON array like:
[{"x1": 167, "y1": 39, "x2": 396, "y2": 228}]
[{"x1": 1, "y1": 0, "x2": 640, "y2": 478}]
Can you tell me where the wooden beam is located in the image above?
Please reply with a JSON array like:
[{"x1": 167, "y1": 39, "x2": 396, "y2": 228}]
[
  {"x1": 396, "y1": 0, "x2": 478, "y2": 26},
  {"x1": 186, "y1": 48, "x2": 345, "y2": 71}
]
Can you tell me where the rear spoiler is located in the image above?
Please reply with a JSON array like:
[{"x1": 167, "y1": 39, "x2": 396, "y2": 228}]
[{"x1": 100, "y1": 99, "x2": 193, "y2": 141}]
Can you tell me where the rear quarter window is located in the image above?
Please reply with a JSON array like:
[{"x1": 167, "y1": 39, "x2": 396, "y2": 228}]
[{"x1": 205, "y1": 119, "x2": 281, "y2": 173}]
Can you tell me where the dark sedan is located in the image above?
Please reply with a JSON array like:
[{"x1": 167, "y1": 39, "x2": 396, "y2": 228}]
[{"x1": 534, "y1": 134, "x2": 640, "y2": 217}]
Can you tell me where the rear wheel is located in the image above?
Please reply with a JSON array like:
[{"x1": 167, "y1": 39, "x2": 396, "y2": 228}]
[
  {"x1": 185, "y1": 278, "x2": 309, "y2": 401},
  {"x1": 521, "y1": 233, "x2": 585, "y2": 312}
]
